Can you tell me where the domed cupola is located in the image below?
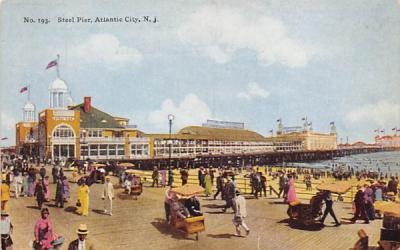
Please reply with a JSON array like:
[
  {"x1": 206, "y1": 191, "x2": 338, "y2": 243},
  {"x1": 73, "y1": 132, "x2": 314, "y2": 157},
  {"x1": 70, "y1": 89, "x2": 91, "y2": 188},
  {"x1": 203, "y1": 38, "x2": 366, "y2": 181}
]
[{"x1": 23, "y1": 101, "x2": 35, "y2": 122}]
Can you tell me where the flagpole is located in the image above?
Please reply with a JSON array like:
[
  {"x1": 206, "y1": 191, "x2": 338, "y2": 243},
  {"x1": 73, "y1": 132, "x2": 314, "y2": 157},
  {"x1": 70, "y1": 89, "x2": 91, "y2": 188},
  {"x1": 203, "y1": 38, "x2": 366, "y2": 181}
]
[
  {"x1": 28, "y1": 85, "x2": 31, "y2": 102},
  {"x1": 56, "y1": 54, "x2": 60, "y2": 78}
]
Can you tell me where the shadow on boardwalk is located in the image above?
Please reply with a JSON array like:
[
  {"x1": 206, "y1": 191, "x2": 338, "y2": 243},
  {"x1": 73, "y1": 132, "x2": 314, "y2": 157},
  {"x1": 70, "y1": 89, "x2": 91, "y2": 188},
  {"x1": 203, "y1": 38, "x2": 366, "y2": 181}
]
[
  {"x1": 277, "y1": 218, "x2": 324, "y2": 231},
  {"x1": 150, "y1": 218, "x2": 197, "y2": 241}
]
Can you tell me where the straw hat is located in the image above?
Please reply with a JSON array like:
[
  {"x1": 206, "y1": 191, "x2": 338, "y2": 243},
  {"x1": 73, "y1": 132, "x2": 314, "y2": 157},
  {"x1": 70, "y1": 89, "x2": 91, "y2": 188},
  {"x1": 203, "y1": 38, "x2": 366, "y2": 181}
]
[{"x1": 76, "y1": 224, "x2": 89, "y2": 234}]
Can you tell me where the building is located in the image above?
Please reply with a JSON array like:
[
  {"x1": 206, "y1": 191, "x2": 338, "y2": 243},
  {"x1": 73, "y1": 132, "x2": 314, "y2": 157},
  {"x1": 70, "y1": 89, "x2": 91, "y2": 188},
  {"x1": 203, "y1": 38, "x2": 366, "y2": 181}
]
[
  {"x1": 375, "y1": 135, "x2": 400, "y2": 148},
  {"x1": 15, "y1": 100, "x2": 39, "y2": 156},
  {"x1": 148, "y1": 126, "x2": 274, "y2": 159}
]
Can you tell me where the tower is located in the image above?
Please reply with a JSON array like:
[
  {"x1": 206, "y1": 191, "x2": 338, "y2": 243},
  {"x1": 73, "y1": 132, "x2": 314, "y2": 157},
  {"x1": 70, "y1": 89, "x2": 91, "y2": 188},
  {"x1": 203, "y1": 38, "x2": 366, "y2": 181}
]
[
  {"x1": 23, "y1": 101, "x2": 35, "y2": 122},
  {"x1": 48, "y1": 55, "x2": 73, "y2": 109}
]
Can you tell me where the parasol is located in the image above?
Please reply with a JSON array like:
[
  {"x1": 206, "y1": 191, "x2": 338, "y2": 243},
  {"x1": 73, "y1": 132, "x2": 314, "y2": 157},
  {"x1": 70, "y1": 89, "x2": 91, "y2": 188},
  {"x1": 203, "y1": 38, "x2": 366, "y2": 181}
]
[
  {"x1": 374, "y1": 201, "x2": 400, "y2": 216},
  {"x1": 316, "y1": 182, "x2": 352, "y2": 194},
  {"x1": 125, "y1": 169, "x2": 144, "y2": 175},
  {"x1": 171, "y1": 184, "x2": 204, "y2": 197},
  {"x1": 118, "y1": 162, "x2": 135, "y2": 168}
]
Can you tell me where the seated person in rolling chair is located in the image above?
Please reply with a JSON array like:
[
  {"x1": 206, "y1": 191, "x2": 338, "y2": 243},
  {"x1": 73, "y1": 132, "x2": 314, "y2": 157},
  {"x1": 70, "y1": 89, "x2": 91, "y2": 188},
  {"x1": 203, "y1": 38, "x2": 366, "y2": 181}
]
[
  {"x1": 184, "y1": 195, "x2": 203, "y2": 217},
  {"x1": 171, "y1": 195, "x2": 190, "y2": 220}
]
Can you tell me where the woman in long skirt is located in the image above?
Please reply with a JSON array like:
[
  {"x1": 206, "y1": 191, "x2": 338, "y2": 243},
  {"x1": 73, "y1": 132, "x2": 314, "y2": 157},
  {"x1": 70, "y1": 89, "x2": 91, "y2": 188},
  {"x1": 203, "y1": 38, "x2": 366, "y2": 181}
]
[
  {"x1": 160, "y1": 169, "x2": 166, "y2": 187},
  {"x1": 43, "y1": 176, "x2": 50, "y2": 201},
  {"x1": 204, "y1": 171, "x2": 212, "y2": 197},
  {"x1": 76, "y1": 181, "x2": 90, "y2": 216},
  {"x1": 22, "y1": 172, "x2": 29, "y2": 197},
  {"x1": 62, "y1": 176, "x2": 70, "y2": 201},
  {"x1": 286, "y1": 175, "x2": 297, "y2": 203},
  {"x1": 28, "y1": 172, "x2": 36, "y2": 197}
]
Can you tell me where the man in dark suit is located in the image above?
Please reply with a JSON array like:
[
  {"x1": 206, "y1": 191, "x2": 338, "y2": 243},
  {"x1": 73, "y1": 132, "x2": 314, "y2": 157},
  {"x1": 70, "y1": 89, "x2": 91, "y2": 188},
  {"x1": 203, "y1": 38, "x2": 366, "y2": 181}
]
[
  {"x1": 319, "y1": 191, "x2": 341, "y2": 226},
  {"x1": 68, "y1": 224, "x2": 95, "y2": 250}
]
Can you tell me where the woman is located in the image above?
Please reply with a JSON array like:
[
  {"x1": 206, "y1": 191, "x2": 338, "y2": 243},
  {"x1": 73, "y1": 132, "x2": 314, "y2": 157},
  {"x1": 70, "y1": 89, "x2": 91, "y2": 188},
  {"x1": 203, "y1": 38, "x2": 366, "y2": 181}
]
[
  {"x1": 160, "y1": 169, "x2": 166, "y2": 187},
  {"x1": 0, "y1": 211, "x2": 13, "y2": 250},
  {"x1": 34, "y1": 180, "x2": 45, "y2": 209},
  {"x1": 286, "y1": 175, "x2": 297, "y2": 203},
  {"x1": 77, "y1": 181, "x2": 90, "y2": 216},
  {"x1": 22, "y1": 172, "x2": 29, "y2": 197},
  {"x1": 62, "y1": 176, "x2": 70, "y2": 201},
  {"x1": 43, "y1": 176, "x2": 50, "y2": 202},
  {"x1": 204, "y1": 170, "x2": 212, "y2": 197},
  {"x1": 34, "y1": 208, "x2": 54, "y2": 250},
  {"x1": 28, "y1": 169, "x2": 36, "y2": 197},
  {"x1": 1, "y1": 180, "x2": 10, "y2": 212}
]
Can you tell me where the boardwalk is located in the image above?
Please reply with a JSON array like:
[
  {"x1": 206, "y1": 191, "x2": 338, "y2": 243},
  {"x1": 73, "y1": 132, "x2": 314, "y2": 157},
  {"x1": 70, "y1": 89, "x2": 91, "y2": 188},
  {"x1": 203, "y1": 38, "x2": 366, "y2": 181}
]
[{"x1": 8, "y1": 168, "x2": 383, "y2": 250}]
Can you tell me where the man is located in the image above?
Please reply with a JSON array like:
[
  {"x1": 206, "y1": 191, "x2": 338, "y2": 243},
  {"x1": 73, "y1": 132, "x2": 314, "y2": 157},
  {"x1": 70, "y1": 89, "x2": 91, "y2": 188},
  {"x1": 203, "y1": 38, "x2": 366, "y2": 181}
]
[
  {"x1": 12, "y1": 172, "x2": 22, "y2": 199},
  {"x1": 171, "y1": 195, "x2": 190, "y2": 219},
  {"x1": 278, "y1": 172, "x2": 287, "y2": 198},
  {"x1": 214, "y1": 172, "x2": 224, "y2": 200},
  {"x1": 52, "y1": 165, "x2": 59, "y2": 184},
  {"x1": 388, "y1": 176, "x2": 398, "y2": 195},
  {"x1": 319, "y1": 191, "x2": 341, "y2": 226},
  {"x1": 152, "y1": 167, "x2": 159, "y2": 188},
  {"x1": 68, "y1": 224, "x2": 95, "y2": 250},
  {"x1": 55, "y1": 177, "x2": 65, "y2": 208},
  {"x1": 222, "y1": 177, "x2": 236, "y2": 213},
  {"x1": 180, "y1": 168, "x2": 188, "y2": 186},
  {"x1": 232, "y1": 190, "x2": 250, "y2": 237},
  {"x1": 184, "y1": 195, "x2": 202, "y2": 217},
  {"x1": 102, "y1": 176, "x2": 114, "y2": 216},
  {"x1": 39, "y1": 165, "x2": 46, "y2": 180}
]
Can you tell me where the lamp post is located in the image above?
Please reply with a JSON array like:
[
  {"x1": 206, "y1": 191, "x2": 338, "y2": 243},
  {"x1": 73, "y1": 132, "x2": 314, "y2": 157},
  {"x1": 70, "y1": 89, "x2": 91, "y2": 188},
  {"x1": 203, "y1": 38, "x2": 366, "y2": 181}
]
[{"x1": 167, "y1": 114, "x2": 174, "y2": 186}]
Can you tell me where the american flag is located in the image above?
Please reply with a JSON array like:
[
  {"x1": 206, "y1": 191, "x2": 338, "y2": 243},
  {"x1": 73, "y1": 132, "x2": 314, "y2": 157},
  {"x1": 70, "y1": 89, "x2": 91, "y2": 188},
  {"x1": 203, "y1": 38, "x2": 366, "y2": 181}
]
[
  {"x1": 46, "y1": 59, "x2": 57, "y2": 69},
  {"x1": 1, "y1": 137, "x2": 8, "y2": 140},
  {"x1": 20, "y1": 86, "x2": 28, "y2": 93}
]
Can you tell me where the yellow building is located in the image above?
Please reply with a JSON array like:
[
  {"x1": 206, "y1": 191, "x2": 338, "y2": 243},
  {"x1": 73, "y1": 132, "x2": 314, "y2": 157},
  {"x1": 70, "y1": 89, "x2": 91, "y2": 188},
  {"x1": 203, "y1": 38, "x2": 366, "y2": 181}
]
[{"x1": 266, "y1": 131, "x2": 337, "y2": 151}]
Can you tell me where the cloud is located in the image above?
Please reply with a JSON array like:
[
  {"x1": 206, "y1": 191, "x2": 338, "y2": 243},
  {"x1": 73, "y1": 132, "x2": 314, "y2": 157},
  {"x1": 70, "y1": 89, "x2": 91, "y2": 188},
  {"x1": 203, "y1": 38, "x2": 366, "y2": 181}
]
[
  {"x1": 237, "y1": 82, "x2": 270, "y2": 100},
  {"x1": 177, "y1": 5, "x2": 313, "y2": 67},
  {"x1": 73, "y1": 34, "x2": 142, "y2": 68},
  {"x1": 346, "y1": 101, "x2": 400, "y2": 127},
  {"x1": 148, "y1": 93, "x2": 212, "y2": 130}
]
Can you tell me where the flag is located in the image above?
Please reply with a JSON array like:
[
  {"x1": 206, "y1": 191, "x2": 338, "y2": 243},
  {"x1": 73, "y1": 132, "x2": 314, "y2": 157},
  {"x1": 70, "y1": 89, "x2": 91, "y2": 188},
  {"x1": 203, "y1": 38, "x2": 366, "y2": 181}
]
[
  {"x1": 374, "y1": 129, "x2": 379, "y2": 132},
  {"x1": 276, "y1": 119, "x2": 281, "y2": 122},
  {"x1": 1, "y1": 137, "x2": 8, "y2": 140},
  {"x1": 392, "y1": 127, "x2": 397, "y2": 131},
  {"x1": 19, "y1": 86, "x2": 28, "y2": 93},
  {"x1": 269, "y1": 129, "x2": 273, "y2": 133},
  {"x1": 308, "y1": 122, "x2": 312, "y2": 126},
  {"x1": 380, "y1": 130, "x2": 385, "y2": 133},
  {"x1": 301, "y1": 117, "x2": 306, "y2": 121},
  {"x1": 46, "y1": 59, "x2": 57, "y2": 69},
  {"x1": 330, "y1": 121, "x2": 335, "y2": 125}
]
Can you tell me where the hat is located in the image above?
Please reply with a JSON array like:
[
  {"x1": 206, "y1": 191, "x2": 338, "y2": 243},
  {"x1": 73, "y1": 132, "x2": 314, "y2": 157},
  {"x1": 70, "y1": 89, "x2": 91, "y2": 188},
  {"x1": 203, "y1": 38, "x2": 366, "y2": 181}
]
[
  {"x1": 235, "y1": 189, "x2": 241, "y2": 195},
  {"x1": 1, "y1": 211, "x2": 9, "y2": 216},
  {"x1": 76, "y1": 224, "x2": 89, "y2": 235}
]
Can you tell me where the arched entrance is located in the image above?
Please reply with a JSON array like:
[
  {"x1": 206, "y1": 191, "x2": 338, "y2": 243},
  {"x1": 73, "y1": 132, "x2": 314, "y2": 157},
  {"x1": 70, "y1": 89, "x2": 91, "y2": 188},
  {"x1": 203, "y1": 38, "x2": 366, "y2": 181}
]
[{"x1": 51, "y1": 124, "x2": 76, "y2": 159}]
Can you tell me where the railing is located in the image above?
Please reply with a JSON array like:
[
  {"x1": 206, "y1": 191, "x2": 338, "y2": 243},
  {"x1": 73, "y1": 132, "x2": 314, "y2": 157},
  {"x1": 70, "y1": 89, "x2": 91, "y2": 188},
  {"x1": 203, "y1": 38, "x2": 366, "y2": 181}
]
[{"x1": 82, "y1": 137, "x2": 125, "y2": 142}]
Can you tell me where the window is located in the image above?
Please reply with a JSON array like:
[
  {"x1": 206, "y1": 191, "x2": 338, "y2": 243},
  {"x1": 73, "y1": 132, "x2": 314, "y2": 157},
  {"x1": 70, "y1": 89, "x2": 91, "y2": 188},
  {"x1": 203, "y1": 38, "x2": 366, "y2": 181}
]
[
  {"x1": 81, "y1": 145, "x2": 88, "y2": 156},
  {"x1": 53, "y1": 125, "x2": 74, "y2": 138},
  {"x1": 100, "y1": 144, "x2": 107, "y2": 156},
  {"x1": 109, "y1": 144, "x2": 116, "y2": 156},
  {"x1": 117, "y1": 144, "x2": 125, "y2": 156},
  {"x1": 90, "y1": 144, "x2": 98, "y2": 156}
]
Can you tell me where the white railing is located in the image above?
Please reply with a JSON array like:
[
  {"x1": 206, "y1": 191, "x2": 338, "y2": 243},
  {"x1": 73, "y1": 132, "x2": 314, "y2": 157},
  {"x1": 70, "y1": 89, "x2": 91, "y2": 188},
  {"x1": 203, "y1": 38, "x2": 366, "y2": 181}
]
[
  {"x1": 51, "y1": 138, "x2": 75, "y2": 144},
  {"x1": 81, "y1": 137, "x2": 125, "y2": 142}
]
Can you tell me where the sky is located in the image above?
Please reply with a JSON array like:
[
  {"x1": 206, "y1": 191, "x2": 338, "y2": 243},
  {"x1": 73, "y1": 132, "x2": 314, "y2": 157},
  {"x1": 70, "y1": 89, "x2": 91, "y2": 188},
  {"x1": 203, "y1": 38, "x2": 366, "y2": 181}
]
[{"x1": 1, "y1": 0, "x2": 400, "y2": 146}]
